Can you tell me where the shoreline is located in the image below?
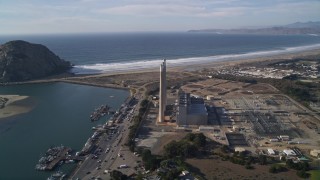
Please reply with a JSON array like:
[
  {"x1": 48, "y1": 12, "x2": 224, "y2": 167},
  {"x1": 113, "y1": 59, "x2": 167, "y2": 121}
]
[
  {"x1": 0, "y1": 48, "x2": 319, "y2": 89},
  {"x1": 71, "y1": 45, "x2": 320, "y2": 74},
  {"x1": 0, "y1": 95, "x2": 31, "y2": 119},
  {"x1": 173, "y1": 47, "x2": 320, "y2": 72},
  {"x1": 0, "y1": 46, "x2": 318, "y2": 178}
]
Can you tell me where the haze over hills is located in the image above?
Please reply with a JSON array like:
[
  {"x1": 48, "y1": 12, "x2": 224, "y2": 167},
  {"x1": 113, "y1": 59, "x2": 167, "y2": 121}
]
[{"x1": 188, "y1": 21, "x2": 320, "y2": 35}]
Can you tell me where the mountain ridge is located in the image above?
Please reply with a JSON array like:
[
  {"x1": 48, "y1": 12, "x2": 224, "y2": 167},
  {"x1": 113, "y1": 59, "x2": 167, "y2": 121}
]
[{"x1": 188, "y1": 21, "x2": 320, "y2": 35}]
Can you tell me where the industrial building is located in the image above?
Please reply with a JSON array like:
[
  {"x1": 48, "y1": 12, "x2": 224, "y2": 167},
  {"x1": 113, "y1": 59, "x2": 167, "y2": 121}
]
[
  {"x1": 177, "y1": 91, "x2": 208, "y2": 126},
  {"x1": 158, "y1": 59, "x2": 167, "y2": 123}
]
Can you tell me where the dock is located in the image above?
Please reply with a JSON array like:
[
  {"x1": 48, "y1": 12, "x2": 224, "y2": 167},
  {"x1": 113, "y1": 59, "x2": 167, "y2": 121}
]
[
  {"x1": 35, "y1": 146, "x2": 73, "y2": 171},
  {"x1": 90, "y1": 104, "x2": 111, "y2": 121}
]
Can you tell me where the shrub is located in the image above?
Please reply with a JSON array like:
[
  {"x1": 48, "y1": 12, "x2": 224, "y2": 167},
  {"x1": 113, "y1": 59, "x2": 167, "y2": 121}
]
[{"x1": 296, "y1": 170, "x2": 309, "y2": 178}]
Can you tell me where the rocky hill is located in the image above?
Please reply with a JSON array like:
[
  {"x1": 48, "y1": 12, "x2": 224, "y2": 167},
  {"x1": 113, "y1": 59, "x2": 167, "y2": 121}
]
[{"x1": 0, "y1": 40, "x2": 71, "y2": 82}]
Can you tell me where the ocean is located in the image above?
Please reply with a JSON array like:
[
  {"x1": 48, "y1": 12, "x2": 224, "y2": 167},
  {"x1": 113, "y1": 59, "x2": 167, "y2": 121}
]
[
  {"x1": 0, "y1": 83, "x2": 129, "y2": 179},
  {"x1": 0, "y1": 33, "x2": 320, "y2": 179},
  {"x1": 0, "y1": 33, "x2": 320, "y2": 74}
]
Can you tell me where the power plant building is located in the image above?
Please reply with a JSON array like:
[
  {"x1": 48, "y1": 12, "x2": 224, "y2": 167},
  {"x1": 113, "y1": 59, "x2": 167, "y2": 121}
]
[
  {"x1": 177, "y1": 91, "x2": 208, "y2": 126},
  {"x1": 158, "y1": 59, "x2": 167, "y2": 123}
]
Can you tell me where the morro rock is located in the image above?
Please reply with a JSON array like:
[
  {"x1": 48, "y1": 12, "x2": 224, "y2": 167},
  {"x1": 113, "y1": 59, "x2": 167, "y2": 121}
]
[{"x1": 0, "y1": 40, "x2": 71, "y2": 82}]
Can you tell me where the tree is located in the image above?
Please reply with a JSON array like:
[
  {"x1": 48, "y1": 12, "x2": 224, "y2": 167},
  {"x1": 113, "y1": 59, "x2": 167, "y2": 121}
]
[
  {"x1": 296, "y1": 170, "x2": 309, "y2": 178},
  {"x1": 142, "y1": 149, "x2": 152, "y2": 162},
  {"x1": 269, "y1": 164, "x2": 286, "y2": 173},
  {"x1": 110, "y1": 170, "x2": 128, "y2": 180},
  {"x1": 141, "y1": 149, "x2": 160, "y2": 170},
  {"x1": 185, "y1": 133, "x2": 196, "y2": 141},
  {"x1": 164, "y1": 141, "x2": 179, "y2": 158},
  {"x1": 136, "y1": 172, "x2": 144, "y2": 180},
  {"x1": 221, "y1": 145, "x2": 229, "y2": 153},
  {"x1": 181, "y1": 143, "x2": 197, "y2": 158},
  {"x1": 258, "y1": 155, "x2": 267, "y2": 165},
  {"x1": 194, "y1": 133, "x2": 206, "y2": 148}
]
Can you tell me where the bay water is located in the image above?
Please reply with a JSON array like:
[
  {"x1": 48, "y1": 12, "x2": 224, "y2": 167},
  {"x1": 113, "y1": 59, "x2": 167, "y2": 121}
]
[
  {"x1": 0, "y1": 83, "x2": 129, "y2": 179},
  {"x1": 0, "y1": 32, "x2": 320, "y2": 179}
]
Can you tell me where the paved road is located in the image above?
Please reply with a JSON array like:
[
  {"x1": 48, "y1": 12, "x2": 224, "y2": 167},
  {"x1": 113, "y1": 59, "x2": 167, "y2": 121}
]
[{"x1": 71, "y1": 100, "x2": 138, "y2": 180}]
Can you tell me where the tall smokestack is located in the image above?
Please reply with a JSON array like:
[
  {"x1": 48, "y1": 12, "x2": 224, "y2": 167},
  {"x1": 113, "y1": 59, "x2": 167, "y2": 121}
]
[{"x1": 159, "y1": 59, "x2": 167, "y2": 123}]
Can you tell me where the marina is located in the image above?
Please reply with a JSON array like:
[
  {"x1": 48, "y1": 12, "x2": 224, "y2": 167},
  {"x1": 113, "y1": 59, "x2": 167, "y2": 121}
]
[
  {"x1": 0, "y1": 82, "x2": 129, "y2": 179},
  {"x1": 34, "y1": 95, "x2": 138, "y2": 179},
  {"x1": 90, "y1": 105, "x2": 111, "y2": 121},
  {"x1": 35, "y1": 146, "x2": 72, "y2": 171},
  {"x1": 71, "y1": 95, "x2": 139, "y2": 179}
]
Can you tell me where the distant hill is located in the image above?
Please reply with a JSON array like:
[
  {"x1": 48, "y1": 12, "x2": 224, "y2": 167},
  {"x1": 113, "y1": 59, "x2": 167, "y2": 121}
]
[
  {"x1": 0, "y1": 40, "x2": 71, "y2": 82},
  {"x1": 284, "y1": 21, "x2": 320, "y2": 28},
  {"x1": 188, "y1": 21, "x2": 320, "y2": 35}
]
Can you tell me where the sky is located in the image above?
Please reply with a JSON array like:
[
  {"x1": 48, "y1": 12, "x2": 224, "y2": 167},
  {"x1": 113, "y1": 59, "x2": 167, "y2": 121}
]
[{"x1": 0, "y1": 0, "x2": 319, "y2": 34}]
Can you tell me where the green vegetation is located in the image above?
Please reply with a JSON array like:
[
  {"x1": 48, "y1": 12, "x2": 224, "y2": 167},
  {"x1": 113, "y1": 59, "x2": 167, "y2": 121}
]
[
  {"x1": 214, "y1": 146, "x2": 283, "y2": 170},
  {"x1": 141, "y1": 149, "x2": 161, "y2": 170},
  {"x1": 110, "y1": 170, "x2": 128, "y2": 180},
  {"x1": 126, "y1": 99, "x2": 150, "y2": 152},
  {"x1": 258, "y1": 155, "x2": 267, "y2": 165},
  {"x1": 282, "y1": 74, "x2": 300, "y2": 80},
  {"x1": 310, "y1": 170, "x2": 320, "y2": 180},
  {"x1": 296, "y1": 170, "x2": 310, "y2": 178},
  {"x1": 158, "y1": 158, "x2": 189, "y2": 180},
  {"x1": 286, "y1": 159, "x2": 310, "y2": 171},
  {"x1": 164, "y1": 133, "x2": 207, "y2": 159},
  {"x1": 138, "y1": 133, "x2": 207, "y2": 179},
  {"x1": 269, "y1": 164, "x2": 287, "y2": 173}
]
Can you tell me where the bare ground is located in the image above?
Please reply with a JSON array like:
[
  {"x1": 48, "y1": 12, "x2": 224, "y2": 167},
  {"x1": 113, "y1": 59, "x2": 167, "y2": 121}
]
[{"x1": 186, "y1": 157, "x2": 301, "y2": 180}]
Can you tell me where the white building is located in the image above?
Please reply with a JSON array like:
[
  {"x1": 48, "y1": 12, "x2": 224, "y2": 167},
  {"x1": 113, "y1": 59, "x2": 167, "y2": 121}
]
[
  {"x1": 268, "y1": 148, "x2": 275, "y2": 155},
  {"x1": 279, "y1": 135, "x2": 290, "y2": 141},
  {"x1": 235, "y1": 147, "x2": 246, "y2": 153},
  {"x1": 269, "y1": 138, "x2": 279, "y2": 142},
  {"x1": 283, "y1": 149, "x2": 296, "y2": 156}
]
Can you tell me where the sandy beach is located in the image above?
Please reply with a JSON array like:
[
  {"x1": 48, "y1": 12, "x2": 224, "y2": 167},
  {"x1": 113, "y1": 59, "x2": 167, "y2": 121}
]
[
  {"x1": 63, "y1": 47, "x2": 320, "y2": 86},
  {"x1": 0, "y1": 95, "x2": 31, "y2": 119},
  {"x1": 1, "y1": 47, "x2": 319, "y2": 95}
]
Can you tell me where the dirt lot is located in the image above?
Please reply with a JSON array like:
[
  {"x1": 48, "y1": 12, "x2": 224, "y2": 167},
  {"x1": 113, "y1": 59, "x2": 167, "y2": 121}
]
[{"x1": 186, "y1": 157, "x2": 301, "y2": 180}]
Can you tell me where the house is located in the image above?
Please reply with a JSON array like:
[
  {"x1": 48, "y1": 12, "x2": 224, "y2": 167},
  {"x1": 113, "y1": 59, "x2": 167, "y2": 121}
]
[
  {"x1": 235, "y1": 147, "x2": 246, "y2": 153},
  {"x1": 268, "y1": 148, "x2": 275, "y2": 155},
  {"x1": 283, "y1": 149, "x2": 296, "y2": 156}
]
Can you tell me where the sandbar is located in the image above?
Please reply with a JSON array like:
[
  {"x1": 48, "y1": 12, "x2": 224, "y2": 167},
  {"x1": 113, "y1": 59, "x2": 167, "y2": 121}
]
[{"x1": 0, "y1": 95, "x2": 31, "y2": 119}]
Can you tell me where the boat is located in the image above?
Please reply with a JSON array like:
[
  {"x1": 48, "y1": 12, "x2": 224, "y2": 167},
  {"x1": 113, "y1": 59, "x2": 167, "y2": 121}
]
[
  {"x1": 90, "y1": 104, "x2": 111, "y2": 121},
  {"x1": 52, "y1": 171, "x2": 64, "y2": 178}
]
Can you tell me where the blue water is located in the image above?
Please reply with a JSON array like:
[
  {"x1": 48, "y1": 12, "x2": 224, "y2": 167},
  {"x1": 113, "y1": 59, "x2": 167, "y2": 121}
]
[
  {"x1": 1, "y1": 33, "x2": 320, "y2": 73},
  {"x1": 0, "y1": 33, "x2": 319, "y2": 179},
  {"x1": 0, "y1": 83, "x2": 129, "y2": 179}
]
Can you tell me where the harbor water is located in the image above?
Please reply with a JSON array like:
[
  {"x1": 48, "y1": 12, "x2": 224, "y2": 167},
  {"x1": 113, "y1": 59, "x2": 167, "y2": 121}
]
[{"x1": 0, "y1": 82, "x2": 129, "y2": 179}]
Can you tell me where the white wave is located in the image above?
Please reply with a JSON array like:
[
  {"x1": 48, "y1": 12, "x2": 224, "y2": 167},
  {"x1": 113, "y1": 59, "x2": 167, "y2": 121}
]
[{"x1": 72, "y1": 43, "x2": 320, "y2": 74}]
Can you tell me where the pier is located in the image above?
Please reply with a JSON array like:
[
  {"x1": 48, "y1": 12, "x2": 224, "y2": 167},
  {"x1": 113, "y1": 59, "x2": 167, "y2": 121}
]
[
  {"x1": 35, "y1": 146, "x2": 74, "y2": 171},
  {"x1": 90, "y1": 104, "x2": 111, "y2": 121}
]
